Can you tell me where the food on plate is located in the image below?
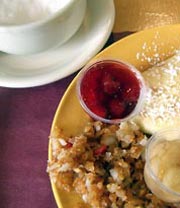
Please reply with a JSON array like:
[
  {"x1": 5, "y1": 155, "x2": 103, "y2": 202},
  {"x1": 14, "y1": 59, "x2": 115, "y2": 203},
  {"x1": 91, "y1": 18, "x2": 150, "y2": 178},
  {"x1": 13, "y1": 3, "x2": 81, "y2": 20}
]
[
  {"x1": 148, "y1": 140, "x2": 180, "y2": 193},
  {"x1": 47, "y1": 121, "x2": 174, "y2": 208},
  {"x1": 133, "y1": 53, "x2": 180, "y2": 133},
  {"x1": 144, "y1": 130, "x2": 180, "y2": 203},
  {"x1": 77, "y1": 59, "x2": 146, "y2": 124},
  {"x1": 47, "y1": 48, "x2": 180, "y2": 207}
]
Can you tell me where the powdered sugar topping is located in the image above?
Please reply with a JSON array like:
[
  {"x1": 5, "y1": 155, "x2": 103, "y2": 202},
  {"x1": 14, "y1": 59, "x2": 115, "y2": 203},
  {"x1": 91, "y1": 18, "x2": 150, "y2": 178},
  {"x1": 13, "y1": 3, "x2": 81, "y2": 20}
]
[
  {"x1": 140, "y1": 51, "x2": 180, "y2": 123},
  {"x1": 136, "y1": 32, "x2": 178, "y2": 70}
]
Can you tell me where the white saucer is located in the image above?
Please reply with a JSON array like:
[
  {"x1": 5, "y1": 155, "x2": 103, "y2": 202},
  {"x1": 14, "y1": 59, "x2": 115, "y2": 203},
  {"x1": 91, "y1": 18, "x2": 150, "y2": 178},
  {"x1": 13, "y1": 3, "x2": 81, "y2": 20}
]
[{"x1": 0, "y1": 0, "x2": 115, "y2": 88}]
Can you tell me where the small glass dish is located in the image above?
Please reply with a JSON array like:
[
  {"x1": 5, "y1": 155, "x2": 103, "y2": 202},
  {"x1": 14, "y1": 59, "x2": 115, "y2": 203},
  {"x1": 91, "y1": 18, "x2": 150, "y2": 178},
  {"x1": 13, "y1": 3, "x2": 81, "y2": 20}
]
[
  {"x1": 76, "y1": 58, "x2": 146, "y2": 124},
  {"x1": 144, "y1": 129, "x2": 180, "y2": 204}
]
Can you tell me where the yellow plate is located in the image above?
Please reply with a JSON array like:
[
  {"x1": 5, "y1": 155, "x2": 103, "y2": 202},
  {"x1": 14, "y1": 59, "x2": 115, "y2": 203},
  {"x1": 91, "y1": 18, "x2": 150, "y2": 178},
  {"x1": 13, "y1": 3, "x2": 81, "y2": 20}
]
[{"x1": 48, "y1": 24, "x2": 180, "y2": 208}]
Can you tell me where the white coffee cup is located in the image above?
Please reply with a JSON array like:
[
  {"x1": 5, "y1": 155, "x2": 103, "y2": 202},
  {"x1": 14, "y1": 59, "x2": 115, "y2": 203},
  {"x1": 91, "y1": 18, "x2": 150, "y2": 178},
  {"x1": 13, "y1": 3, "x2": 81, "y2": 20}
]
[{"x1": 0, "y1": 0, "x2": 87, "y2": 55}]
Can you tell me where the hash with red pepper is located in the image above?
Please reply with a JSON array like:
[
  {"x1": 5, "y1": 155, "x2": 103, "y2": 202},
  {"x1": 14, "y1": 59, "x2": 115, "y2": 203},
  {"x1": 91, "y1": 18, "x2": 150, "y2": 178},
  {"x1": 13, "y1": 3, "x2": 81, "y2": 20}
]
[{"x1": 47, "y1": 121, "x2": 175, "y2": 208}]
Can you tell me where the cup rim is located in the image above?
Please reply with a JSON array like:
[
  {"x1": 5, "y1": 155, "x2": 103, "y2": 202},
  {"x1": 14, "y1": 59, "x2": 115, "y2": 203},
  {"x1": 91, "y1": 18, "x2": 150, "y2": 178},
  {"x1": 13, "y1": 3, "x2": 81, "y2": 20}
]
[
  {"x1": 77, "y1": 58, "x2": 146, "y2": 124},
  {"x1": 145, "y1": 129, "x2": 180, "y2": 198},
  {"x1": 0, "y1": 0, "x2": 76, "y2": 29}
]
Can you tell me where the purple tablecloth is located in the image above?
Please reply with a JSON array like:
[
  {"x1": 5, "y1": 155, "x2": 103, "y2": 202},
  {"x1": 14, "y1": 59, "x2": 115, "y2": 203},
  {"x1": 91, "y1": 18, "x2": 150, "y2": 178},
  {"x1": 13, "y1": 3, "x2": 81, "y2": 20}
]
[{"x1": 0, "y1": 72, "x2": 77, "y2": 208}]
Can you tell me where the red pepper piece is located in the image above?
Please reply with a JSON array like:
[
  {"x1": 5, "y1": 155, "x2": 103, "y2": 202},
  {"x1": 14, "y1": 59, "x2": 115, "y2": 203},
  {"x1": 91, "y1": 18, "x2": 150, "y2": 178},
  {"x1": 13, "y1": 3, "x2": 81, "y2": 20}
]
[
  {"x1": 94, "y1": 145, "x2": 107, "y2": 156},
  {"x1": 65, "y1": 142, "x2": 73, "y2": 148}
]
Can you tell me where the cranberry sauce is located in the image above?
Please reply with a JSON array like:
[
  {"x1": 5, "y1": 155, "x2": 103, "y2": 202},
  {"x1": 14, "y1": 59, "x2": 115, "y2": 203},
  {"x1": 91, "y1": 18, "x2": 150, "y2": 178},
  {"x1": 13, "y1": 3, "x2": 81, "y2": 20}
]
[{"x1": 79, "y1": 60, "x2": 141, "y2": 121}]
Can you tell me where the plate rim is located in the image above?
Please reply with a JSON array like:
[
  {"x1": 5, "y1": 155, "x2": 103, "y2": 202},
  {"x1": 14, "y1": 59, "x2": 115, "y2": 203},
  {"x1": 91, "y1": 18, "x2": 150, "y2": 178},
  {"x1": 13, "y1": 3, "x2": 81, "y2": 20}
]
[{"x1": 48, "y1": 23, "x2": 180, "y2": 208}]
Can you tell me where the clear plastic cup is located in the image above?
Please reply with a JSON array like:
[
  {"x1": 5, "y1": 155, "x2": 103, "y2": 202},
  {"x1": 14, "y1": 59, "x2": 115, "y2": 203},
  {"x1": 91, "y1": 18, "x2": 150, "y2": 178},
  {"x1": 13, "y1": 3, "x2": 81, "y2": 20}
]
[
  {"x1": 77, "y1": 59, "x2": 146, "y2": 124},
  {"x1": 144, "y1": 129, "x2": 180, "y2": 204}
]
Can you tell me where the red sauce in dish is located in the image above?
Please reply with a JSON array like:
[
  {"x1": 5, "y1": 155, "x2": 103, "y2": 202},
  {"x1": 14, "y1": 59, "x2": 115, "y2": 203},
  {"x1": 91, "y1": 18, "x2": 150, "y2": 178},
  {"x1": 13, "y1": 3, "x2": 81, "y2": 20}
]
[{"x1": 79, "y1": 60, "x2": 141, "y2": 120}]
